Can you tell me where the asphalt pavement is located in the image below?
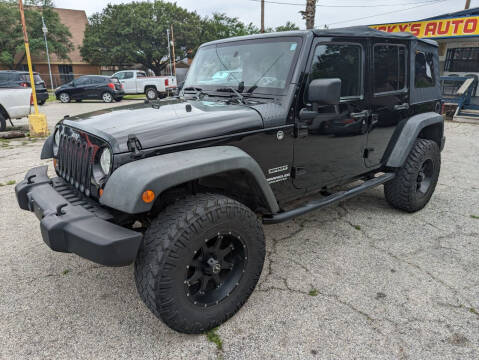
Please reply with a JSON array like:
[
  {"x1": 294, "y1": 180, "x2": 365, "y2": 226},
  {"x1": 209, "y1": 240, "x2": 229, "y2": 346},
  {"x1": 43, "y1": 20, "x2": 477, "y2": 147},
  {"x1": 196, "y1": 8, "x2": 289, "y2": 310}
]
[{"x1": 1, "y1": 102, "x2": 478, "y2": 359}]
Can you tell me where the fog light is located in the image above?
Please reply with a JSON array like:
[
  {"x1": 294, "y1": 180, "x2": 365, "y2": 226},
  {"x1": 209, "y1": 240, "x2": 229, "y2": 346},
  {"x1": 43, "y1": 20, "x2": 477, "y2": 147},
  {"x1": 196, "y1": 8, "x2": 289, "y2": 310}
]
[{"x1": 142, "y1": 190, "x2": 155, "y2": 203}]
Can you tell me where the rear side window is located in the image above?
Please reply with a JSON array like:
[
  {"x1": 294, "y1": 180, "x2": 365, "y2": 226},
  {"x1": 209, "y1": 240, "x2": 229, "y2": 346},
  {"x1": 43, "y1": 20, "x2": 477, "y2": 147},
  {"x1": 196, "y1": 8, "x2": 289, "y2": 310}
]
[
  {"x1": 415, "y1": 51, "x2": 435, "y2": 88},
  {"x1": 309, "y1": 43, "x2": 362, "y2": 98},
  {"x1": 137, "y1": 72, "x2": 146, "y2": 78},
  {"x1": 374, "y1": 44, "x2": 407, "y2": 94}
]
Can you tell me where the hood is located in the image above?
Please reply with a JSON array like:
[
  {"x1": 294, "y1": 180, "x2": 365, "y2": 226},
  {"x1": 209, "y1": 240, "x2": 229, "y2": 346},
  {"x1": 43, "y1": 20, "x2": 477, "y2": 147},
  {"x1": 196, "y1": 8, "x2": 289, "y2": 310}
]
[{"x1": 62, "y1": 99, "x2": 264, "y2": 153}]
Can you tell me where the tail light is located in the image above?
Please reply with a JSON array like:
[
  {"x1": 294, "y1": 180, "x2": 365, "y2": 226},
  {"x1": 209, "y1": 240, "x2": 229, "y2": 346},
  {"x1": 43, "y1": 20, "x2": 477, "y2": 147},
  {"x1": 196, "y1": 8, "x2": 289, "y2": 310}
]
[
  {"x1": 165, "y1": 79, "x2": 169, "y2": 86},
  {"x1": 107, "y1": 82, "x2": 115, "y2": 90},
  {"x1": 121, "y1": 83, "x2": 124, "y2": 89},
  {"x1": 30, "y1": 93, "x2": 33, "y2": 105},
  {"x1": 20, "y1": 82, "x2": 28, "y2": 87}
]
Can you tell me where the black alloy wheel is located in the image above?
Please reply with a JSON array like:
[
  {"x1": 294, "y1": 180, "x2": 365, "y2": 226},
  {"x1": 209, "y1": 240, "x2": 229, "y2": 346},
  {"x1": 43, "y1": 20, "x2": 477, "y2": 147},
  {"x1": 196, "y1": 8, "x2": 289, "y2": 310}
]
[{"x1": 416, "y1": 158, "x2": 434, "y2": 196}]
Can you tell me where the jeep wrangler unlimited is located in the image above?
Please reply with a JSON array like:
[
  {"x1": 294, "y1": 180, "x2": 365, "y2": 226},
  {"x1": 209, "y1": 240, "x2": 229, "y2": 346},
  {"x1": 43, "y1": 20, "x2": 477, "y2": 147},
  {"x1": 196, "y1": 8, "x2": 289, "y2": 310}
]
[{"x1": 15, "y1": 27, "x2": 444, "y2": 333}]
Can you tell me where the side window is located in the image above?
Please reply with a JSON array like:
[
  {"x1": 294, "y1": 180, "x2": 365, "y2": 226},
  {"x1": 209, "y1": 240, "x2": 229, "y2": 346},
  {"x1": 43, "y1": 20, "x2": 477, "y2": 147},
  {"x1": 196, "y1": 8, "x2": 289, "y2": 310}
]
[
  {"x1": 137, "y1": 72, "x2": 146, "y2": 78},
  {"x1": 374, "y1": 44, "x2": 407, "y2": 94},
  {"x1": 123, "y1": 72, "x2": 134, "y2": 79},
  {"x1": 415, "y1": 51, "x2": 435, "y2": 88},
  {"x1": 74, "y1": 77, "x2": 90, "y2": 86},
  {"x1": 309, "y1": 43, "x2": 362, "y2": 98}
]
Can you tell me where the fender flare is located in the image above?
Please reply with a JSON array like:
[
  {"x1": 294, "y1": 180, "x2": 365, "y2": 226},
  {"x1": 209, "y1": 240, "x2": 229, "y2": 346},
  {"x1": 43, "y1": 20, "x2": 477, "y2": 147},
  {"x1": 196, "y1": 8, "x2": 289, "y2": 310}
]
[
  {"x1": 385, "y1": 112, "x2": 444, "y2": 168},
  {"x1": 100, "y1": 146, "x2": 280, "y2": 214},
  {"x1": 40, "y1": 135, "x2": 54, "y2": 159}
]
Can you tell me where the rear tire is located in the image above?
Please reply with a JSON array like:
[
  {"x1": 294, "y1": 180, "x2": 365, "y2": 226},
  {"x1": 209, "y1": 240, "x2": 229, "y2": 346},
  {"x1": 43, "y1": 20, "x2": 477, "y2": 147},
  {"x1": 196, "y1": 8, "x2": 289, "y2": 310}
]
[
  {"x1": 384, "y1": 138, "x2": 440, "y2": 212},
  {"x1": 134, "y1": 193, "x2": 265, "y2": 334},
  {"x1": 0, "y1": 113, "x2": 6, "y2": 132},
  {"x1": 115, "y1": 97, "x2": 123, "y2": 102},
  {"x1": 102, "y1": 92, "x2": 113, "y2": 103},
  {"x1": 38, "y1": 100, "x2": 46, "y2": 105},
  {"x1": 145, "y1": 87, "x2": 158, "y2": 100}
]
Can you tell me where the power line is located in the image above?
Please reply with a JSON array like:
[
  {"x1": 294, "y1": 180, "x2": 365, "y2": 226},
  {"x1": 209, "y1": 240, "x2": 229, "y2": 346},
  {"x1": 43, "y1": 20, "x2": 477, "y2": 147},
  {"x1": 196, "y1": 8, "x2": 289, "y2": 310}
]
[
  {"x1": 324, "y1": 0, "x2": 449, "y2": 26},
  {"x1": 245, "y1": 0, "x2": 449, "y2": 8}
]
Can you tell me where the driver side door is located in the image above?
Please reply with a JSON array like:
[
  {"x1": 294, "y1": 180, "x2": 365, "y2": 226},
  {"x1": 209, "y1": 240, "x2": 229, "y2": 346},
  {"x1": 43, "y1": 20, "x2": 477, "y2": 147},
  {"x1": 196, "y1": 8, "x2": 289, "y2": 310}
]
[{"x1": 293, "y1": 38, "x2": 370, "y2": 191}]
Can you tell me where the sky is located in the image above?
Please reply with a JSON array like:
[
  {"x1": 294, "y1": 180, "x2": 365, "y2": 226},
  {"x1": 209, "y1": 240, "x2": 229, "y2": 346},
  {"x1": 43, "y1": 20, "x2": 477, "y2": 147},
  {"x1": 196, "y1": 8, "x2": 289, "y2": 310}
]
[{"x1": 53, "y1": 0, "x2": 478, "y2": 29}]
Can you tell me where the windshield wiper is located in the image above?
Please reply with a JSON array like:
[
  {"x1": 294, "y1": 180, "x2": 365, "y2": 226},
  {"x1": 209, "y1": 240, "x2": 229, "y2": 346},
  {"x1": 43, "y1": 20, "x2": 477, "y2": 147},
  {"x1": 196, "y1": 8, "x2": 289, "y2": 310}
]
[
  {"x1": 183, "y1": 86, "x2": 208, "y2": 100},
  {"x1": 246, "y1": 53, "x2": 284, "y2": 94},
  {"x1": 215, "y1": 87, "x2": 245, "y2": 104}
]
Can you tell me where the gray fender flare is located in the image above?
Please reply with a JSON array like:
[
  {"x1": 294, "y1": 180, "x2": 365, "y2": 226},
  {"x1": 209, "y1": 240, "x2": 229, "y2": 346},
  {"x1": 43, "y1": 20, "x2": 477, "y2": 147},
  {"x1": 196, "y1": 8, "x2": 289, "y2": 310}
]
[
  {"x1": 100, "y1": 146, "x2": 280, "y2": 214},
  {"x1": 40, "y1": 135, "x2": 54, "y2": 159},
  {"x1": 385, "y1": 112, "x2": 444, "y2": 168}
]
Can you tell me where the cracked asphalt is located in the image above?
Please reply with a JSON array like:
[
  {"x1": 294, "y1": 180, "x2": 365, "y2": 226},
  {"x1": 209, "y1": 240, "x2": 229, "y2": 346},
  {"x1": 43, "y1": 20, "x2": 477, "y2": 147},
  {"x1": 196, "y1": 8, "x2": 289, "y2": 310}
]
[{"x1": 1, "y1": 103, "x2": 478, "y2": 359}]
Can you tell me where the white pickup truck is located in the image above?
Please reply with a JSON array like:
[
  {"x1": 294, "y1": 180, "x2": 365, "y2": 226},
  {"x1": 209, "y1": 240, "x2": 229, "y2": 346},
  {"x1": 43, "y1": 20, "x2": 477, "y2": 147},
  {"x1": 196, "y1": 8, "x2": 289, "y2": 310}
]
[
  {"x1": 112, "y1": 70, "x2": 177, "y2": 100},
  {"x1": 0, "y1": 87, "x2": 31, "y2": 131}
]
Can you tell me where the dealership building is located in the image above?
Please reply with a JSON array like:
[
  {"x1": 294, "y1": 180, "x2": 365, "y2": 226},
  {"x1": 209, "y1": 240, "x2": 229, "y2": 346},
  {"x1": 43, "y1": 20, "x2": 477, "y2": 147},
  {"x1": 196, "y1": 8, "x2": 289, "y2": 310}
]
[{"x1": 371, "y1": 7, "x2": 479, "y2": 98}]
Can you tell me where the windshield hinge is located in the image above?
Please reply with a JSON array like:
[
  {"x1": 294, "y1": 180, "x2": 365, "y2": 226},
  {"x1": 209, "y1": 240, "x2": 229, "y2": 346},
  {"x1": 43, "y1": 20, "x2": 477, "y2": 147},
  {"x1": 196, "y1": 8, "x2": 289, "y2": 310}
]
[{"x1": 127, "y1": 134, "x2": 143, "y2": 157}]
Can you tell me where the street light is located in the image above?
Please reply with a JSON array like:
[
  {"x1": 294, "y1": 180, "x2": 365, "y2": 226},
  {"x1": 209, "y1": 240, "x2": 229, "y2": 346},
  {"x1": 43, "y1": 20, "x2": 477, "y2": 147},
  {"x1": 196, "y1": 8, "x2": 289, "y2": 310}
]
[{"x1": 41, "y1": 16, "x2": 54, "y2": 91}]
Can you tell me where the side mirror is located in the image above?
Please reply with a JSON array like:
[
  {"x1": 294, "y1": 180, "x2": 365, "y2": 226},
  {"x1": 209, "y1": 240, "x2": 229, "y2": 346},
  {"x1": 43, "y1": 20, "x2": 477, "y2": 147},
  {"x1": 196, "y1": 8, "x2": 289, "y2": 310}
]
[
  {"x1": 71, "y1": 81, "x2": 76, "y2": 87},
  {"x1": 308, "y1": 78, "x2": 341, "y2": 105}
]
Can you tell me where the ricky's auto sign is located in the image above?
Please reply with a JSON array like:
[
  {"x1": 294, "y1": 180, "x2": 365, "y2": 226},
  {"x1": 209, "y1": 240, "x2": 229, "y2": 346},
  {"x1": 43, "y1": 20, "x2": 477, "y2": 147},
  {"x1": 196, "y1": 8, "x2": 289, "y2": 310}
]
[{"x1": 371, "y1": 16, "x2": 479, "y2": 39}]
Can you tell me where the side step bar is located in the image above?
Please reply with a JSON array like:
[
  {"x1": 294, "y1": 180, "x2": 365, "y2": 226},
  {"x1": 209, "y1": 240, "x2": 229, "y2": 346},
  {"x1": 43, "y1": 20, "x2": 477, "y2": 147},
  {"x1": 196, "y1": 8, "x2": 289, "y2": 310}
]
[{"x1": 263, "y1": 173, "x2": 395, "y2": 224}]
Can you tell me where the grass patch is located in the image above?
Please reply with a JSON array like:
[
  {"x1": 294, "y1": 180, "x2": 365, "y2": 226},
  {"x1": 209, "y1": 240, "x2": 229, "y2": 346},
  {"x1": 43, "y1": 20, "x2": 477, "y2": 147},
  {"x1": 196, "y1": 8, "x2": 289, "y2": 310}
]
[
  {"x1": 354, "y1": 225, "x2": 361, "y2": 230},
  {"x1": 6, "y1": 180, "x2": 15, "y2": 185},
  {"x1": 309, "y1": 288, "x2": 318, "y2": 296},
  {"x1": 62, "y1": 269, "x2": 70, "y2": 275},
  {"x1": 471, "y1": 215, "x2": 479, "y2": 219},
  {"x1": 206, "y1": 327, "x2": 223, "y2": 351},
  {"x1": 123, "y1": 94, "x2": 146, "y2": 100},
  {"x1": 0, "y1": 183, "x2": 4, "y2": 187},
  {"x1": 470, "y1": 307, "x2": 479, "y2": 316},
  {"x1": 46, "y1": 92, "x2": 57, "y2": 103}
]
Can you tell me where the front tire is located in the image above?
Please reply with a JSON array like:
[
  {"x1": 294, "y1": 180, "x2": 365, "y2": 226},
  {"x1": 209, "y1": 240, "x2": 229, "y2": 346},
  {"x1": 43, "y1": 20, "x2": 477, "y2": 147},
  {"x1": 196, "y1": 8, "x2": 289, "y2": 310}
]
[
  {"x1": 59, "y1": 92, "x2": 70, "y2": 103},
  {"x1": 384, "y1": 138, "x2": 441, "y2": 212},
  {"x1": 134, "y1": 193, "x2": 265, "y2": 334}
]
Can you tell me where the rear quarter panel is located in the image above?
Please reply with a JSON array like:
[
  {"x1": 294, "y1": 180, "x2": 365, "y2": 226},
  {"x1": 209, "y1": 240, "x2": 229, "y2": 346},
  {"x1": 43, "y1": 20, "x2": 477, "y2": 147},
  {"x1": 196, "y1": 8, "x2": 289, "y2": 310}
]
[{"x1": 0, "y1": 88, "x2": 31, "y2": 119}]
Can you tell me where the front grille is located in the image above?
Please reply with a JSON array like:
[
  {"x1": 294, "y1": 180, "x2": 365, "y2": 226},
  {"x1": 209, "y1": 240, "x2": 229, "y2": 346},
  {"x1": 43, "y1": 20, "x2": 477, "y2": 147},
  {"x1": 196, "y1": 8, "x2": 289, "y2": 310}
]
[{"x1": 57, "y1": 129, "x2": 100, "y2": 196}]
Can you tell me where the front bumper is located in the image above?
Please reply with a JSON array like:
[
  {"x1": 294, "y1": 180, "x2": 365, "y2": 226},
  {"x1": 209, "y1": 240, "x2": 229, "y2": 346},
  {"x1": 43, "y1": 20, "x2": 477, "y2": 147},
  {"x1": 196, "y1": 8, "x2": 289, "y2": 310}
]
[{"x1": 15, "y1": 166, "x2": 142, "y2": 266}]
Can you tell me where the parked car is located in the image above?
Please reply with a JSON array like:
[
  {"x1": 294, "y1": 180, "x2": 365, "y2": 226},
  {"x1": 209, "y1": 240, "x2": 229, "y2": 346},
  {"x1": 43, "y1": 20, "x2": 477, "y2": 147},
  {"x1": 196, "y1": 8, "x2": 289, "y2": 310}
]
[
  {"x1": 0, "y1": 87, "x2": 31, "y2": 131},
  {"x1": 0, "y1": 70, "x2": 48, "y2": 105},
  {"x1": 55, "y1": 75, "x2": 124, "y2": 103},
  {"x1": 112, "y1": 70, "x2": 177, "y2": 100},
  {"x1": 16, "y1": 27, "x2": 444, "y2": 333}
]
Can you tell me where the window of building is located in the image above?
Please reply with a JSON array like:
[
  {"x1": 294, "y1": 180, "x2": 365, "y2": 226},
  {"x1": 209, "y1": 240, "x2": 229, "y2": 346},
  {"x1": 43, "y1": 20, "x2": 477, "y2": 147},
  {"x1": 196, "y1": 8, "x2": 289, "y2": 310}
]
[
  {"x1": 374, "y1": 44, "x2": 407, "y2": 94},
  {"x1": 444, "y1": 47, "x2": 479, "y2": 72},
  {"x1": 415, "y1": 51, "x2": 435, "y2": 88},
  {"x1": 58, "y1": 64, "x2": 73, "y2": 84},
  {"x1": 309, "y1": 43, "x2": 362, "y2": 98}
]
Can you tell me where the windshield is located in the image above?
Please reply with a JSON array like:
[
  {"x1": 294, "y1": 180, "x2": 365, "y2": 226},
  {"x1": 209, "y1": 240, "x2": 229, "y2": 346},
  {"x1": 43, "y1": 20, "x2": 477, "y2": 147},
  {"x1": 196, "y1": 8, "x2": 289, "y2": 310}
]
[{"x1": 184, "y1": 37, "x2": 302, "y2": 94}]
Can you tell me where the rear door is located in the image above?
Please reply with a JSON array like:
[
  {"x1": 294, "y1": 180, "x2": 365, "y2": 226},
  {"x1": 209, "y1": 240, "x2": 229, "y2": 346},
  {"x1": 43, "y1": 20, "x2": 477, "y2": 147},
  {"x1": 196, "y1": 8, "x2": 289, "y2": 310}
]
[
  {"x1": 293, "y1": 37, "x2": 370, "y2": 190},
  {"x1": 84, "y1": 76, "x2": 105, "y2": 98},
  {"x1": 365, "y1": 42, "x2": 409, "y2": 167}
]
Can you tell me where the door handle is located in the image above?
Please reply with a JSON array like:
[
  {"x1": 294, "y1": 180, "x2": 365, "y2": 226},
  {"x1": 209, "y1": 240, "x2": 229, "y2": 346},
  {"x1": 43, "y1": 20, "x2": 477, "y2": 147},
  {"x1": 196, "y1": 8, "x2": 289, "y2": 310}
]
[
  {"x1": 393, "y1": 103, "x2": 409, "y2": 111},
  {"x1": 351, "y1": 110, "x2": 370, "y2": 119}
]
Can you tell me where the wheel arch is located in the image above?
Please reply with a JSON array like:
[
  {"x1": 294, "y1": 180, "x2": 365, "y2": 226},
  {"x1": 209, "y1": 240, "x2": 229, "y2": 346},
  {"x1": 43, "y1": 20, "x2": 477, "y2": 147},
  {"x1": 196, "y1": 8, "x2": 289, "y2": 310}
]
[
  {"x1": 384, "y1": 112, "x2": 444, "y2": 168},
  {"x1": 0, "y1": 104, "x2": 10, "y2": 119},
  {"x1": 100, "y1": 146, "x2": 280, "y2": 215}
]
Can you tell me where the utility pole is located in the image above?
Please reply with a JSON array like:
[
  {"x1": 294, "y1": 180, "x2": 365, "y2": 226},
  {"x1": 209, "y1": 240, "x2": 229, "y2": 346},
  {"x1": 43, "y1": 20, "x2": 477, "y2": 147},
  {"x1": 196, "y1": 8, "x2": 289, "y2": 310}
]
[
  {"x1": 18, "y1": 0, "x2": 48, "y2": 136},
  {"x1": 42, "y1": 16, "x2": 54, "y2": 90},
  {"x1": 261, "y1": 0, "x2": 265, "y2": 33},
  {"x1": 300, "y1": 0, "x2": 317, "y2": 30},
  {"x1": 170, "y1": 24, "x2": 176, "y2": 76},
  {"x1": 465, "y1": 0, "x2": 471, "y2": 9}
]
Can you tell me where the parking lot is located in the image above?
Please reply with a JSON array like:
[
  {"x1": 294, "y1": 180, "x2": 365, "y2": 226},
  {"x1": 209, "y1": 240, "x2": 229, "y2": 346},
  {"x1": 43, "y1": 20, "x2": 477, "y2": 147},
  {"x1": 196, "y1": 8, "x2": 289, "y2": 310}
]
[{"x1": 1, "y1": 102, "x2": 478, "y2": 359}]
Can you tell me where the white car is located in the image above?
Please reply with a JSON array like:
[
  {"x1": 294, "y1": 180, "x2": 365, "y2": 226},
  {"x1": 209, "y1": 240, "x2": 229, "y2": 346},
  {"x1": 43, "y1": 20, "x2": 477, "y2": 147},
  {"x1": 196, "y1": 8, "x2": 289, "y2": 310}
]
[
  {"x1": 0, "y1": 87, "x2": 31, "y2": 131},
  {"x1": 112, "y1": 70, "x2": 177, "y2": 100}
]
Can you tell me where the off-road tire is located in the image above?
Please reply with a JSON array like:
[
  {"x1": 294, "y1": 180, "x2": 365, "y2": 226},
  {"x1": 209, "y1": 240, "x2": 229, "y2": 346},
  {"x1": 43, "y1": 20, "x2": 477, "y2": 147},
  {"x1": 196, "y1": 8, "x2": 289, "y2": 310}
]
[
  {"x1": 384, "y1": 138, "x2": 440, "y2": 212},
  {"x1": 134, "y1": 193, "x2": 265, "y2": 334},
  {"x1": 0, "y1": 113, "x2": 6, "y2": 132}
]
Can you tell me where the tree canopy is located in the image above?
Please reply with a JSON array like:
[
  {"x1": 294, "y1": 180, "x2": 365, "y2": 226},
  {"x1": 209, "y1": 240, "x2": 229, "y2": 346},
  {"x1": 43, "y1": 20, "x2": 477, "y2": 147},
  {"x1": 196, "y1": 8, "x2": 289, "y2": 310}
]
[
  {"x1": 0, "y1": 0, "x2": 73, "y2": 69},
  {"x1": 80, "y1": 0, "x2": 300, "y2": 75}
]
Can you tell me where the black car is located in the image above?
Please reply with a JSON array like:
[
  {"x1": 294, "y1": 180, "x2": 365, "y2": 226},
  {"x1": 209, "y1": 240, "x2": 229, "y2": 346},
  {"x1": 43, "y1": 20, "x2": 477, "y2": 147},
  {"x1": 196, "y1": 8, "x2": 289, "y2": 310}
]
[
  {"x1": 0, "y1": 70, "x2": 49, "y2": 105},
  {"x1": 17, "y1": 27, "x2": 444, "y2": 334},
  {"x1": 55, "y1": 75, "x2": 124, "y2": 103}
]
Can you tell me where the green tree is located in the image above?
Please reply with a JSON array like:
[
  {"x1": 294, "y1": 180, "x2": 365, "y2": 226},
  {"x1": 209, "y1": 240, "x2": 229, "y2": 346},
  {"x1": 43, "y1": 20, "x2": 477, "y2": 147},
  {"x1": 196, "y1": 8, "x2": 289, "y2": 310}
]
[
  {"x1": 200, "y1": 13, "x2": 259, "y2": 43},
  {"x1": 0, "y1": 0, "x2": 72, "y2": 69},
  {"x1": 81, "y1": 1, "x2": 204, "y2": 75},
  {"x1": 275, "y1": 21, "x2": 300, "y2": 32}
]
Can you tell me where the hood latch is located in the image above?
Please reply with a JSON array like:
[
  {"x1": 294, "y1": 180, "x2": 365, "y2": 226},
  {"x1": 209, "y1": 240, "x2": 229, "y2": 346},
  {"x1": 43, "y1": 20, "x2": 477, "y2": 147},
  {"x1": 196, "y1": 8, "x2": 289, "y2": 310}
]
[{"x1": 127, "y1": 134, "x2": 143, "y2": 158}]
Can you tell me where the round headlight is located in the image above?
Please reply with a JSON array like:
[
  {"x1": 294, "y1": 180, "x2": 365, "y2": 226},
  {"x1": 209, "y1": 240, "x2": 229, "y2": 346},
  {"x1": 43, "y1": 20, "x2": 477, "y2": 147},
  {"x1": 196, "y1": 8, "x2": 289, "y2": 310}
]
[
  {"x1": 54, "y1": 129, "x2": 61, "y2": 146},
  {"x1": 99, "y1": 148, "x2": 111, "y2": 174}
]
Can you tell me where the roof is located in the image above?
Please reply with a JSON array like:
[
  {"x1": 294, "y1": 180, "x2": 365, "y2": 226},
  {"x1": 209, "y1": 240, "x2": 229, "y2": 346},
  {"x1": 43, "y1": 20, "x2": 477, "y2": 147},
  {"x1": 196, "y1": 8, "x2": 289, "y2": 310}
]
[
  {"x1": 203, "y1": 26, "x2": 437, "y2": 47},
  {"x1": 422, "y1": 7, "x2": 479, "y2": 20}
]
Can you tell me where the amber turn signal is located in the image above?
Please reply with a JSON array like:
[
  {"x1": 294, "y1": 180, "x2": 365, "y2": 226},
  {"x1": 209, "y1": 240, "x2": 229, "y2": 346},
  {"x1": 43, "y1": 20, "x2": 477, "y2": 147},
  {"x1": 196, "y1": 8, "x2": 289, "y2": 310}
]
[
  {"x1": 53, "y1": 158, "x2": 57, "y2": 169},
  {"x1": 99, "y1": 188, "x2": 104, "y2": 197},
  {"x1": 142, "y1": 190, "x2": 155, "y2": 203}
]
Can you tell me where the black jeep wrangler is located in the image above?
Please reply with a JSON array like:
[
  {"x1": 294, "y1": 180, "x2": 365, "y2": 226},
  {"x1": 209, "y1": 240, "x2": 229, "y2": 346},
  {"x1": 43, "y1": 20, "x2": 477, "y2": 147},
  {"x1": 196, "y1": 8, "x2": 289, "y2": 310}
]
[{"x1": 16, "y1": 27, "x2": 444, "y2": 333}]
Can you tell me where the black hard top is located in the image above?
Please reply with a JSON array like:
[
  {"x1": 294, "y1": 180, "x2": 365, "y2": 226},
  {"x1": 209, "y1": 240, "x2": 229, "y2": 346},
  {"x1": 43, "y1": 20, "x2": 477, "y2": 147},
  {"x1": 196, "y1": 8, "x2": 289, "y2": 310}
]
[{"x1": 203, "y1": 26, "x2": 437, "y2": 47}]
